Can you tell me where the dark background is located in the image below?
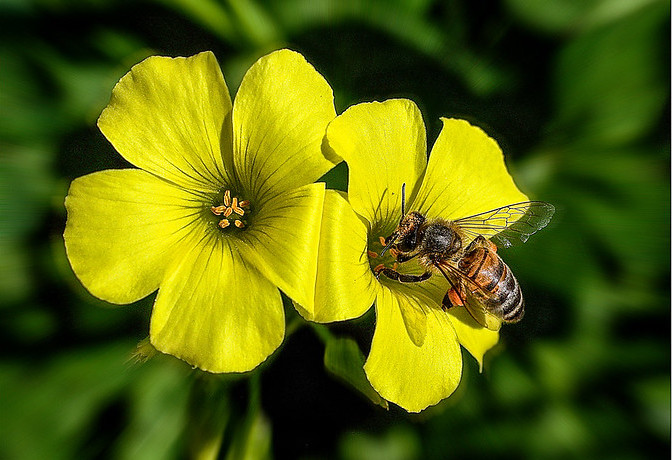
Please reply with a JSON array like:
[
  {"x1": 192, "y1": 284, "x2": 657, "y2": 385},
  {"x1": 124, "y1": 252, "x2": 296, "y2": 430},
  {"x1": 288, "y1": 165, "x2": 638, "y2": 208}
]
[{"x1": 1, "y1": 0, "x2": 669, "y2": 459}]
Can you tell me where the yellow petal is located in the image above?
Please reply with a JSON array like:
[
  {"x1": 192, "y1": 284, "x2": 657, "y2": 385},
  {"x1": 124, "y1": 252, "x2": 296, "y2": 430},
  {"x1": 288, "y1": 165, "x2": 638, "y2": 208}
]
[
  {"x1": 410, "y1": 118, "x2": 528, "y2": 221},
  {"x1": 364, "y1": 288, "x2": 462, "y2": 412},
  {"x1": 233, "y1": 49, "x2": 337, "y2": 198},
  {"x1": 378, "y1": 265, "x2": 451, "y2": 347},
  {"x1": 150, "y1": 235, "x2": 284, "y2": 373},
  {"x1": 98, "y1": 51, "x2": 234, "y2": 191},
  {"x1": 238, "y1": 183, "x2": 325, "y2": 313},
  {"x1": 311, "y1": 190, "x2": 377, "y2": 322},
  {"x1": 64, "y1": 169, "x2": 203, "y2": 304},
  {"x1": 325, "y1": 99, "x2": 427, "y2": 231},
  {"x1": 447, "y1": 307, "x2": 500, "y2": 372},
  {"x1": 385, "y1": 283, "x2": 428, "y2": 347}
]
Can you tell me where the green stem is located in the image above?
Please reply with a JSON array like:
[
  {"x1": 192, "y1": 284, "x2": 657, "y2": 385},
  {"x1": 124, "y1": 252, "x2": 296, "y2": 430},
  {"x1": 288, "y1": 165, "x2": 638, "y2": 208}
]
[
  {"x1": 311, "y1": 323, "x2": 334, "y2": 344},
  {"x1": 285, "y1": 315, "x2": 306, "y2": 337},
  {"x1": 188, "y1": 375, "x2": 231, "y2": 460}
]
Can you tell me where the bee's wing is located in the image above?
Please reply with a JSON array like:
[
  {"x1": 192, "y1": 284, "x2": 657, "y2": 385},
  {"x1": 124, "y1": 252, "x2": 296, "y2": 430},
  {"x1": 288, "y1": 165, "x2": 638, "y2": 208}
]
[
  {"x1": 436, "y1": 263, "x2": 503, "y2": 331},
  {"x1": 460, "y1": 287, "x2": 503, "y2": 331},
  {"x1": 453, "y1": 201, "x2": 555, "y2": 248}
]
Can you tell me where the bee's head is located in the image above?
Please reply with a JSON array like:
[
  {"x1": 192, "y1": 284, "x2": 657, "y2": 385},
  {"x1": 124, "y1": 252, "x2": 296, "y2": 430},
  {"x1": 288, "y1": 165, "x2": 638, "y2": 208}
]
[
  {"x1": 396, "y1": 211, "x2": 426, "y2": 252},
  {"x1": 380, "y1": 183, "x2": 425, "y2": 255}
]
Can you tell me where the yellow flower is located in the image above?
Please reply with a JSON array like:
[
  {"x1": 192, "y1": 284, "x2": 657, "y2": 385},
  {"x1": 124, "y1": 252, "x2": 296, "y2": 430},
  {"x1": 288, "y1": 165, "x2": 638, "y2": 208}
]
[
  {"x1": 64, "y1": 50, "x2": 337, "y2": 373},
  {"x1": 306, "y1": 99, "x2": 528, "y2": 412}
]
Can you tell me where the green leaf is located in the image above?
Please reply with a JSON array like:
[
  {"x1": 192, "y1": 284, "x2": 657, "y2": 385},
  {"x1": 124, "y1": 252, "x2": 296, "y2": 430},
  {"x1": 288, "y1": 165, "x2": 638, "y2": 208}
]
[
  {"x1": 228, "y1": 0, "x2": 282, "y2": 46},
  {"x1": 324, "y1": 337, "x2": 389, "y2": 409},
  {"x1": 339, "y1": 426, "x2": 421, "y2": 460},
  {"x1": 113, "y1": 360, "x2": 191, "y2": 460},
  {"x1": 505, "y1": 0, "x2": 663, "y2": 34},
  {"x1": 150, "y1": 0, "x2": 239, "y2": 43},
  {"x1": 0, "y1": 342, "x2": 140, "y2": 460},
  {"x1": 550, "y1": 2, "x2": 668, "y2": 146}
]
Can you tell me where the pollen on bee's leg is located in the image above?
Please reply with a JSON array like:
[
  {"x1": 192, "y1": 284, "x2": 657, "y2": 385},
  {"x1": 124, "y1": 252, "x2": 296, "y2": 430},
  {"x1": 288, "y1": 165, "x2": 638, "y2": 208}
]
[
  {"x1": 218, "y1": 219, "x2": 230, "y2": 228},
  {"x1": 234, "y1": 219, "x2": 245, "y2": 228},
  {"x1": 367, "y1": 250, "x2": 379, "y2": 259},
  {"x1": 447, "y1": 288, "x2": 464, "y2": 307}
]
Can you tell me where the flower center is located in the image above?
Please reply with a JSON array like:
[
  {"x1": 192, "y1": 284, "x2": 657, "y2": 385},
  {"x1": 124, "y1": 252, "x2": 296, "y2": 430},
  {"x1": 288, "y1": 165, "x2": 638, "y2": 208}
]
[
  {"x1": 368, "y1": 235, "x2": 400, "y2": 273},
  {"x1": 211, "y1": 189, "x2": 251, "y2": 230}
]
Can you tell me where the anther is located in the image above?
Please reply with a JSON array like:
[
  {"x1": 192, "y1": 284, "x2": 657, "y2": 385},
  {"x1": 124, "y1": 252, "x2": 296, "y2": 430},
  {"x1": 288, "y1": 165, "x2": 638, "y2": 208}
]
[
  {"x1": 367, "y1": 250, "x2": 379, "y2": 259},
  {"x1": 213, "y1": 190, "x2": 251, "y2": 230},
  {"x1": 211, "y1": 205, "x2": 227, "y2": 216},
  {"x1": 373, "y1": 264, "x2": 386, "y2": 279},
  {"x1": 231, "y1": 197, "x2": 245, "y2": 216},
  {"x1": 378, "y1": 236, "x2": 387, "y2": 246}
]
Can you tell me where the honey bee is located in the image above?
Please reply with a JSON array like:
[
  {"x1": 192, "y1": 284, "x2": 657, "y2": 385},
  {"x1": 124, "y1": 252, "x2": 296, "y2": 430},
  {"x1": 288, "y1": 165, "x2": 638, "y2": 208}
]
[{"x1": 375, "y1": 185, "x2": 554, "y2": 331}]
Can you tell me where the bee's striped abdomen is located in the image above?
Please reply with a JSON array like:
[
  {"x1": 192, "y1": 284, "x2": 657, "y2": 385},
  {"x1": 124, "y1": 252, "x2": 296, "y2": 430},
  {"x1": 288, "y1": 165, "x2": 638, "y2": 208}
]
[{"x1": 458, "y1": 247, "x2": 525, "y2": 323}]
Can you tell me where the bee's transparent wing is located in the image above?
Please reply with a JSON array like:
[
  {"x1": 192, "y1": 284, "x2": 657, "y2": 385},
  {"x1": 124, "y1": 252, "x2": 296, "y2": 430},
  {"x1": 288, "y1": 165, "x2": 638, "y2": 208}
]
[
  {"x1": 454, "y1": 201, "x2": 555, "y2": 248},
  {"x1": 460, "y1": 291, "x2": 503, "y2": 331},
  {"x1": 437, "y1": 263, "x2": 503, "y2": 331}
]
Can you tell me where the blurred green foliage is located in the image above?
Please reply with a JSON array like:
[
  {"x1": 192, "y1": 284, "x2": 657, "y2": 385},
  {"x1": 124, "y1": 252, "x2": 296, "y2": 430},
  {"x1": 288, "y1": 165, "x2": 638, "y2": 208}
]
[{"x1": 0, "y1": 0, "x2": 669, "y2": 459}]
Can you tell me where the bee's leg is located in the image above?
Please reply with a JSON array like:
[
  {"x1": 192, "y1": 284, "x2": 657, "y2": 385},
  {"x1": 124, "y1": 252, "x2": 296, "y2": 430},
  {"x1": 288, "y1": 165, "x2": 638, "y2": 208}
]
[
  {"x1": 440, "y1": 275, "x2": 466, "y2": 311},
  {"x1": 396, "y1": 251, "x2": 420, "y2": 264},
  {"x1": 374, "y1": 265, "x2": 432, "y2": 283}
]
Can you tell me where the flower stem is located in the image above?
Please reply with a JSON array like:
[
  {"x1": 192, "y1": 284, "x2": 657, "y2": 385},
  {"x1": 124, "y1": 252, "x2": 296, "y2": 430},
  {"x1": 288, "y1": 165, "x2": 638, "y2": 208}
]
[
  {"x1": 311, "y1": 323, "x2": 334, "y2": 344},
  {"x1": 187, "y1": 375, "x2": 231, "y2": 460}
]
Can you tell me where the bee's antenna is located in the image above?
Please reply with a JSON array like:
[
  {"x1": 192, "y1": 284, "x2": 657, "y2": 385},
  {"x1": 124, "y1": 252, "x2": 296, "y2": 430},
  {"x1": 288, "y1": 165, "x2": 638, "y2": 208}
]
[
  {"x1": 400, "y1": 183, "x2": 406, "y2": 222},
  {"x1": 379, "y1": 233, "x2": 397, "y2": 256},
  {"x1": 381, "y1": 183, "x2": 407, "y2": 257}
]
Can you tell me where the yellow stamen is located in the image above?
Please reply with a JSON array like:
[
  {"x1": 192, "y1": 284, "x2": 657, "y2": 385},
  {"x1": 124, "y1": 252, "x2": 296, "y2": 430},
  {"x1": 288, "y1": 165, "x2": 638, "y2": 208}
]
[
  {"x1": 367, "y1": 250, "x2": 378, "y2": 259},
  {"x1": 211, "y1": 205, "x2": 227, "y2": 216},
  {"x1": 213, "y1": 190, "x2": 251, "y2": 230},
  {"x1": 378, "y1": 236, "x2": 387, "y2": 246},
  {"x1": 231, "y1": 197, "x2": 245, "y2": 215}
]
